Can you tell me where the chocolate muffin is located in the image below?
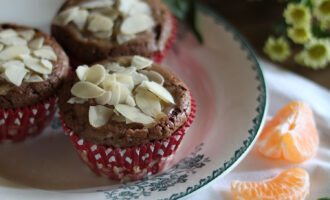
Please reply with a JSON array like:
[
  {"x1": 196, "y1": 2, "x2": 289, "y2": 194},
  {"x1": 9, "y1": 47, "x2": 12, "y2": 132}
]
[
  {"x1": 59, "y1": 56, "x2": 195, "y2": 181},
  {"x1": 51, "y1": 0, "x2": 175, "y2": 64},
  {"x1": 0, "y1": 24, "x2": 70, "y2": 142}
]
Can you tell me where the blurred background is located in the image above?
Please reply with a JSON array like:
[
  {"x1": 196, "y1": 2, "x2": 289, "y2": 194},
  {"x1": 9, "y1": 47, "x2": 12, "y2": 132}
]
[{"x1": 200, "y1": 0, "x2": 330, "y2": 89}]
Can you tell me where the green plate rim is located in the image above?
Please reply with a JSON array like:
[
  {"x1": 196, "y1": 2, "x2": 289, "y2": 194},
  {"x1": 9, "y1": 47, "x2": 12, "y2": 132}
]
[{"x1": 164, "y1": 3, "x2": 268, "y2": 200}]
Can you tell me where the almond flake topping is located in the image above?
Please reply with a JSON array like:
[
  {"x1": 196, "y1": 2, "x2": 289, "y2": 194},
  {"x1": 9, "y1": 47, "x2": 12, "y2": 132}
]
[
  {"x1": 29, "y1": 37, "x2": 44, "y2": 49},
  {"x1": 120, "y1": 14, "x2": 154, "y2": 35},
  {"x1": 71, "y1": 81, "x2": 105, "y2": 99},
  {"x1": 0, "y1": 28, "x2": 58, "y2": 86},
  {"x1": 53, "y1": 0, "x2": 154, "y2": 43},
  {"x1": 89, "y1": 105, "x2": 114, "y2": 128},
  {"x1": 0, "y1": 29, "x2": 17, "y2": 38},
  {"x1": 81, "y1": 0, "x2": 114, "y2": 9},
  {"x1": 73, "y1": 9, "x2": 89, "y2": 30},
  {"x1": 18, "y1": 30, "x2": 35, "y2": 41},
  {"x1": 69, "y1": 56, "x2": 175, "y2": 128},
  {"x1": 88, "y1": 14, "x2": 114, "y2": 33}
]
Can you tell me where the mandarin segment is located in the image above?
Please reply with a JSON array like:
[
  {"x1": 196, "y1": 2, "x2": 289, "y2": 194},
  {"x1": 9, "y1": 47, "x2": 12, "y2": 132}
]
[
  {"x1": 231, "y1": 168, "x2": 310, "y2": 200},
  {"x1": 256, "y1": 101, "x2": 319, "y2": 163}
]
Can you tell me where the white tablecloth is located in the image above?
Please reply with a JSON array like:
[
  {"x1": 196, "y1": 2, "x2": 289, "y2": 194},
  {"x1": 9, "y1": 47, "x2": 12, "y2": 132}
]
[{"x1": 190, "y1": 60, "x2": 330, "y2": 200}]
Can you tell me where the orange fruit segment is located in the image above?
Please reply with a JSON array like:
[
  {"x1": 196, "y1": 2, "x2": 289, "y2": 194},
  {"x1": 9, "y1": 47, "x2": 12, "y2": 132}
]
[
  {"x1": 256, "y1": 101, "x2": 319, "y2": 163},
  {"x1": 231, "y1": 168, "x2": 310, "y2": 200}
]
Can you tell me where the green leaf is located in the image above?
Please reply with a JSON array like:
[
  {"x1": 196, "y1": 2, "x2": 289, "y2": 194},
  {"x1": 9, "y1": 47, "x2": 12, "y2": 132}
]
[
  {"x1": 288, "y1": 0, "x2": 313, "y2": 8},
  {"x1": 273, "y1": 20, "x2": 288, "y2": 36},
  {"x1": 312, "y1": 25, "x2": 330, "y2": 38},
  {"x1": 162, "y1": 0, "x2": 203, "y2": 43},
  {"x1": 317, "y1": 198, "x2": 330, "y2": 200}
]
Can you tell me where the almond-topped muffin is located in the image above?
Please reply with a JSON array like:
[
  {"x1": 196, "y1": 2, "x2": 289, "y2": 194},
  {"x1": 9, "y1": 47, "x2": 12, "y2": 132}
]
[
  {"x1": 51, "y1": 0, "x2": 176, "y2": 64},
  {"x1": 0, "y1": 24, "x2": 70, "y2": 142},
  {"x1": 59, "y1": 56, "x2": 195, "y2": 181}
]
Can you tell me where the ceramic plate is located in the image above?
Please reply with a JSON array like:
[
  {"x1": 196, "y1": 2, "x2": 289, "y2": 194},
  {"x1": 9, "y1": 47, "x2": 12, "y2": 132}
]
[{"x1": 0, "y1": 1, "x2": 267, "y2": 199}]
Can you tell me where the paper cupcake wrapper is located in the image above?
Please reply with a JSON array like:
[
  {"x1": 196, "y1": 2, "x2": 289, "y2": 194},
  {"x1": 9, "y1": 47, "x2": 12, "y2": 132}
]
[
  {"x1": 153, "y1": 14, "x2": 177, "y2": 64},
  {"x1": 60, "y1": 93, "x2": 195, "y2": 181},
  {"x1": 0, "y1": 96, "x2": 57, "y2": 143}
]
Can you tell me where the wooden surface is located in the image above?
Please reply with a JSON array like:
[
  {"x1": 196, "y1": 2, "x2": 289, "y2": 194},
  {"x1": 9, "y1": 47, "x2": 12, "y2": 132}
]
[{"x1": 200, "y1": 0, "x2": 330, "y2": 89}]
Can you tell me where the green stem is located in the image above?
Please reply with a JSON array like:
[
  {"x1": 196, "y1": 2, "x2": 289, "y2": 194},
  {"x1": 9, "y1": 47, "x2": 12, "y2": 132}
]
[{"x1": 162, "y1": 0, "x2": 203, "y2": 43}]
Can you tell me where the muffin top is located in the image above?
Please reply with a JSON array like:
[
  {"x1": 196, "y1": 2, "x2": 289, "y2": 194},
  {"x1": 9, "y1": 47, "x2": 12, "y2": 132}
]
[
  {"x1": 0, "y1": 24, "x2": 69, "y2": 109},
  {"x1": 59, "y1": 56, "x2": 191, "y2": 148},
  {"x1": 51, "y1": 0, "x2": 173, "y2": 62}
]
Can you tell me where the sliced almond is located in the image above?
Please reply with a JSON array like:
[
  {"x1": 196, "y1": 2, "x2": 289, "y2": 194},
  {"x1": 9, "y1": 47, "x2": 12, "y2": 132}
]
[
  {"x1": 0, "y1": 36, "x2": 27, "y2": 46},
  {"x1": 117, "y1": 34, "x2": 136, "y2": 45},
  {"x1": 118, "y1": 84, "x2": 131, "y2": 103},
  {"x1": 106, "y1": 62, "x2": 125, "y2": 72},
  {"x1": 131, "y1": 55, "x2": 153, "y2": 69},
  {"x1": 0, "y1": 44, "x2": 4, "y2": 52},
  {"x1": 89, "y1": 105, "x2": 114, "y2": 128},
  {"x1": 23, "y1": 55, "x2": 52, "y2": 75},
  {"x1": 115, "y1": 104, "x2": 155, "y2": 125},
  {"x1": 85, "y1": 64, "x2": 106, "y2": 85},
  {"x1": 88, "y1": 14, "x2": 114, "y2": 33},
  {"x1": 18, "y1": 30, "x2": 35, "y2": 41},
  {"x1": 33, "y1": 45, "x2": 57, "y2": 61},
  {"x1": 140, "y1": 81, "x2": 174, "y2": 104},
  {"x1": 135, "y1": 89, "x2": 162, "y2": 118},
  {"x1": 4, "y1": 64, "x2": 28, "y2": 86},
  {"x1": 0, "y1": 46, "x2": 30, "y2": 61},
  {"x1": 126, "y1": 95, "x2": 136, "y2": 107},
  {"x1": 2, "y1": 60, "x2": 25, "y2": 79},
  {"x1": 95, "y1": 91, "x2": 112, "y2": 105},
  {"x1": 131, "y1": 71, "x2": 148, "y2": 85},
  {"x1": 24, "y1": 74, "x2": 44, "y2": 82},
  {"x1": 71, "y1": 81, "x2": 105, "y2": 99},
  {"x1": 102, "y1": 74, "x2": 116, "y2": 91},
  {"x1": 54, "y1": 6, "x2": 79, "y2": 25},
  {"x1": 40, "y1": 59, "x2": 53, "y2": 71},
  {"x1": 95, "y1": 7, "x2": 119, "y2": 20},
  {"x1": 141, "y1": 70, "x2": 164, "y2": 85},
  {"x1": 117, "y1": 66, "x2": 136, "y2": 75},
  {"x1": 29, "y1": 37, "x2": 44, "y2": 49},
  {"x1": 76, "y1": 65, "x2": 88, "y2": 81},
  {"x1": 121, "y1": 14, "x2": 154, "y2": 35},
  {"x1": 108, "y1": 83, "x2": 121, "y2": 105},
  {"x1": 2, "y1": 60, "x2": 25, "y2": 69},
  {"x1": 129, "y1": 1, "x2": 151, "y2": 15},
  {"x1": 67, "y1": 97, "x2": 86, "y2": 104},
  {"x1": 0, "y1": 29, "x2": 17, "y2": 38},
  {"x1": 116, "y1": 74, "x2": 134, "y2": 90},
  {"x1": 81, "y1": 0, "x2": 114, "y2": 9},
  {"x1": 118, "y1": 0, "x2": 136, "y2": 15},
  {"x1": 93, "y1": 31, "x2": 112, "y2": 39},
  {"x1": 72, "y1": 9, "x2": 89, "y2": 30}
]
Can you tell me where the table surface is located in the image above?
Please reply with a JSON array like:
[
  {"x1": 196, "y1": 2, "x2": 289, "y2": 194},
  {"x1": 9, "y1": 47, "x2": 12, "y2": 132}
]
[{"x1": 200, "y1": 0, "x2": 330, "y2": 89}]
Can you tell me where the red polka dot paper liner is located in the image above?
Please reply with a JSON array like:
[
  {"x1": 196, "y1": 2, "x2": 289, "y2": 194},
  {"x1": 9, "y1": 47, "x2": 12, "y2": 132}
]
[
  {"x1": 0, "y1": 96, "x2": 57, "y2": 143},
  {"x1": 152, "y1": 14, "x2": 177, "y2": 64},
  {"x1": 60, "y1": 93, "x2": 195, "y2": 181}
]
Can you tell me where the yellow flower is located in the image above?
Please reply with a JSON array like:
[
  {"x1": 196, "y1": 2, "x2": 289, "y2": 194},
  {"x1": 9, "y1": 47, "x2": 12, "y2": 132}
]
[
  {"x1": 283, "y1": 3, "x2": 311, "y2": 26},
  {"x1": 264, "y1": 36, "x2": 291, "y2": 62},
  {"x1": 287, "y1": 25, "x2": 311, "y2": 44},
  {"x1": 295, "y1": 39, "x2": 330, "y2": 69},
  {"x1": 320, "y1": 19, "x2": 330, "y2": 30},
  {"x1": 313, "y1": 0, "x2": 330, "y2": 23}
]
